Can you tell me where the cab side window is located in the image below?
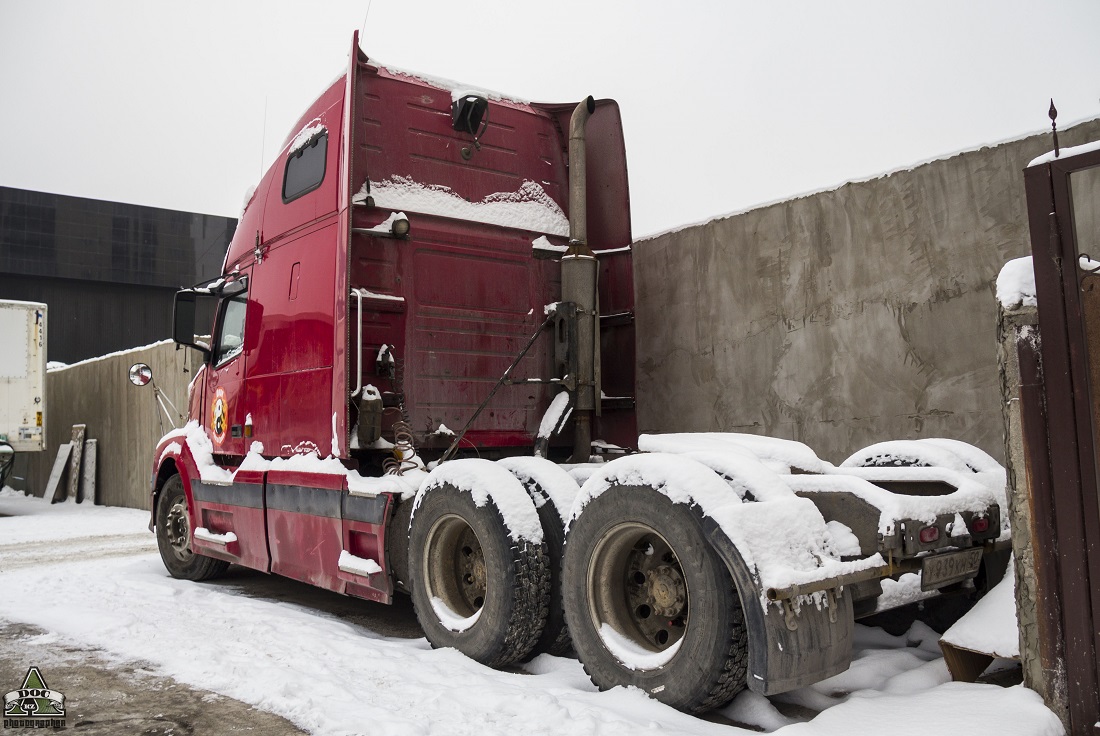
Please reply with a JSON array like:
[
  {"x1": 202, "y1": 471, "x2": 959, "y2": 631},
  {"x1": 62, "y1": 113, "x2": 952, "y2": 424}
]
[
  {"x1": 214, "y1": 294, "x2": 248, "y2": 366},
  {"x1": 283, "y1": 130, "x2": 328, "y2": 203}
]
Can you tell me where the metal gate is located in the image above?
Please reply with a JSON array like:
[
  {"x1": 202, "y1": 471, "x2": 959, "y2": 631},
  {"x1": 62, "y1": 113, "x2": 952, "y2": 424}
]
[{"x1": 1021, "y1": 139, "x2": 1100, "y2": 734}]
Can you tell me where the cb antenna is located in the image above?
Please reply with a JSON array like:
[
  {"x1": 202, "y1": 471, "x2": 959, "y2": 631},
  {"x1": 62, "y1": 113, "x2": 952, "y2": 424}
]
[
  {"x1": 259, "y1": 95, "x2": 269, "y2": 178},
  {"x1": 361, "y1": 0, "x2": 374, "y2": 41}
]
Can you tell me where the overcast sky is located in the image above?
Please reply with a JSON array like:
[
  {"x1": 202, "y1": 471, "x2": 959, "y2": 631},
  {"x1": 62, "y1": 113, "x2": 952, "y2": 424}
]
[{"x1": 1, "y1": 0, "x2": 1098, "y2": 238}]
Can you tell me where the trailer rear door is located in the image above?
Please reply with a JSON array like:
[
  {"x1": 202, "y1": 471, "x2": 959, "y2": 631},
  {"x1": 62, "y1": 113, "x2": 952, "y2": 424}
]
[{"x1": 0, "y1": 300, "x2": 47, "y2": 452}]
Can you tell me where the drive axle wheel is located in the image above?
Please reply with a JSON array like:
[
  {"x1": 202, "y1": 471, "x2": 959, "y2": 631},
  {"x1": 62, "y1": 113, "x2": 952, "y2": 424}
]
[
  {"x1": 563, "y1": 485, "x2": 748, "y2": 713},
  {"x1": 425, "y1": 515, "x2": 488, "y2": 616},
  {"x1": 409, "y1": 484, "x2": 550, "y2": 667},
  {"x1": 591, "y1": 524, "x2": 689, "y2": 653},
  {"x1": 155, "y1": 475, "x2": 229, "y2": 581}
]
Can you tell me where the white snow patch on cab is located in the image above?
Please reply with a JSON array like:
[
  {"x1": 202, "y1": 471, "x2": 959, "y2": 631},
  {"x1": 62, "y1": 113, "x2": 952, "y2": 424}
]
[
  {"x1": 338, "y1": 550, "x2": 382, "y2": 577},
  {"x1": 288, "y1": 119, "x2": 325, "y2": 156},
  {"x1": 178, "y1": 421, "x2": 233, "y2": 484},
  {"x1": 364, "y1": 175, "x2": 568, "y2": 236},
  {"x1": 158, "y1": 441, "x2": 183, "y2": 468},
  {"x1": 532, "y1": 235, "x2": 568, "y2": 255},
  {"x1": 194, "y1": 527, "x2": 237, "y2": 545}
]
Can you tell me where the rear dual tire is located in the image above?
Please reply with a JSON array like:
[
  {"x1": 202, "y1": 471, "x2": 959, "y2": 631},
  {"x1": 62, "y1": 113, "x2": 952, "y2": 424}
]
[
  {"x1": 562, "y1": 486, "x2": 749, "y2": 713},
  {"x1": 408, "y1": 485, "x2": 550, "y2": 667}
]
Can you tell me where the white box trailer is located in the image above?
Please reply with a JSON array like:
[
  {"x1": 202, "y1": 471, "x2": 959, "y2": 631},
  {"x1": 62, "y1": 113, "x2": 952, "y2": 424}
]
[{"x1": 0, "y1": 300, "x2": 47, "y2": 452}]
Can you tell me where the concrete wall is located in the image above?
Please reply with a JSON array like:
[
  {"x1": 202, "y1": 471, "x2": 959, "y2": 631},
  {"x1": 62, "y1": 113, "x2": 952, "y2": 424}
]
[
  {"x1": 14, "y1": 341, "x2": 198, "y2": 510},
  {"x1": 634, "y1": 119, "x2": 1100, "y2": 464}
]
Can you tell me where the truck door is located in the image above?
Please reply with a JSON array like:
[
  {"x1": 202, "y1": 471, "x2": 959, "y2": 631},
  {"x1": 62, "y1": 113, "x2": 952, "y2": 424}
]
[
  {"x1": 206, "y1": 284, "x2": 250, "y2": 457},
  {"x1": 189, "y1": 273, "x2": 271, "y2": 573}
]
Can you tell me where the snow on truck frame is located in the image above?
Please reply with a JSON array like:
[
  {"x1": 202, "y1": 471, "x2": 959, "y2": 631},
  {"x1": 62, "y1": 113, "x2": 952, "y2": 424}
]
[{"x1": 140, "y1": 33, "x2": 1010, "y2": 714}]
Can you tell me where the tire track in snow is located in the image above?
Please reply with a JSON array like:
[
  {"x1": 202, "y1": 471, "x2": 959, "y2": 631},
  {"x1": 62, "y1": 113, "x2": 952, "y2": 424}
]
[{"x1": 0, "y1": 532, "x2": 156, "y2": 571}]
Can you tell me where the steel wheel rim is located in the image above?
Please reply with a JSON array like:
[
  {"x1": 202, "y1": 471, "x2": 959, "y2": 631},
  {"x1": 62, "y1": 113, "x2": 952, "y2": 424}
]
[
  {"x1": 165, "y1": 497, "x2": 193, "y2": 562},
  {"x1": 587, "y1": 521, "x2": 689, "y2": 661},
  {"x1": 424, "y1": 514, "x2": 486, "y2": 618}
]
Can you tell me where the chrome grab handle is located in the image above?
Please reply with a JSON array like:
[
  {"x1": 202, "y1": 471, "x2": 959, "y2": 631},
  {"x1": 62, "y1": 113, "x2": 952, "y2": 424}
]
[{"x1": 351, "y1": 288, "x2": 365, "y2": 396}]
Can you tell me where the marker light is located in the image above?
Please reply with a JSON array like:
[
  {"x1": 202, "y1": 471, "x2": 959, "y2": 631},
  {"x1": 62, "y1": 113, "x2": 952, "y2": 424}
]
[{"x1": 919, "y1": 526, "x2": 940, "y2": 544}]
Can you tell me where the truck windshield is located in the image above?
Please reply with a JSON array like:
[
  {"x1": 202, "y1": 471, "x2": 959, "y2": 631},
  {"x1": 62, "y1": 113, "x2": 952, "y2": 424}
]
[{"x1": 213, "y1": 294, "x2": 247, "y2": 366}]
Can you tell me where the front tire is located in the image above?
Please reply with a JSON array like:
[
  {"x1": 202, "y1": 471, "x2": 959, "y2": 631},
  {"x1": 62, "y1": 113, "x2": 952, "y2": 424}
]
[
  {"x1": 155, "y1": 475, "x2": 229, "y2": 581},
  {"x1": 563, "y1": 486, "x2": 748, "y2": 713},
  {"x1": 408, "y1": 484, "x2": 550, "y2": 667}
]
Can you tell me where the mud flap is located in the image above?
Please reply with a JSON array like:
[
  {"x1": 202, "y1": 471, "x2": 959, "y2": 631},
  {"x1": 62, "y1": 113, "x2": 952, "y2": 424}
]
[{"x1": 701, "y1": 516, "x2": 854, "y2": 695}]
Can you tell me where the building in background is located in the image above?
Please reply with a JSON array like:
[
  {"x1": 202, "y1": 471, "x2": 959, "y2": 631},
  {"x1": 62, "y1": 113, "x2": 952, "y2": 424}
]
[{"x1": 0, "y1": 186, "x2": 236, "y2": 364}]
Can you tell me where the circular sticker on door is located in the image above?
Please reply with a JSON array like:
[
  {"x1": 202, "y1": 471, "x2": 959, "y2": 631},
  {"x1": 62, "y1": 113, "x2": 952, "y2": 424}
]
[{"x1": 211, "y1": 387, "x2": 229, "y2": 445}]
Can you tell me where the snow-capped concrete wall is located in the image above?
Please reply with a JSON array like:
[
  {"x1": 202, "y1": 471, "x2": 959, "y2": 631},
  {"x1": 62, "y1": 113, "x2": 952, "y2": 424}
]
[
  {"x1": 634, "y1": 118, "x2": 1100, "y2": 464},
  {"x1": 996, "y1": 295, "x2": 1066, "y2": 724},
  {"x1": 17, "y1": 341, "x2": 199, "y2": 509}
]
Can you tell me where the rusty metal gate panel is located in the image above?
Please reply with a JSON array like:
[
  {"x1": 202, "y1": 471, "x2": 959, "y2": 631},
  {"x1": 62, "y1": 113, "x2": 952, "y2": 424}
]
[{"x1": 1022, "y1": 142, "x2": 1100, "y2": 734}]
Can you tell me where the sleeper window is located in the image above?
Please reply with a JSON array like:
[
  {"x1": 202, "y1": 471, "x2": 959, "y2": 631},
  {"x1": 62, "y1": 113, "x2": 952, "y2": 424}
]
[{"x1": 283, "y1": 130, "x2": 328, "y2": 203}]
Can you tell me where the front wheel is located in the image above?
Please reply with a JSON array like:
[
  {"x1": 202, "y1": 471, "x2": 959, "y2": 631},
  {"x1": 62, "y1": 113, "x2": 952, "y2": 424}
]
[
  {"x1": 155, "y1": 475, "x2": 229, "y2": 581},
  {"x1": 562, "y1": 486, "x2": 748, "y2": 713}
]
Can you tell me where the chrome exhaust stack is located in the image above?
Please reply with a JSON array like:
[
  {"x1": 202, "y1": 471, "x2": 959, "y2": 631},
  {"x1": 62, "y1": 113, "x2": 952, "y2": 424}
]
[{"x1": 562, "y1": 96, "x2": 599, "y2": 462}]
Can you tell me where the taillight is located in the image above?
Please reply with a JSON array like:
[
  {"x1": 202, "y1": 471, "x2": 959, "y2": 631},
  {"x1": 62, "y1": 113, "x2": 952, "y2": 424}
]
[
  {"x1": 970, "y1": 517, "x2": 990, "y2": 534},
  {"x1": 919, "y1": 526, "x2": 940, "y2": 544}
]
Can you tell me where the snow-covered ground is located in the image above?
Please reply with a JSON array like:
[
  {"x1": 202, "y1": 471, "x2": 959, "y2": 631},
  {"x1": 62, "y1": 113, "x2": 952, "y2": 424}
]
[{"x1": 0, "y1": 489, "x2": 1063, "y2": 735}]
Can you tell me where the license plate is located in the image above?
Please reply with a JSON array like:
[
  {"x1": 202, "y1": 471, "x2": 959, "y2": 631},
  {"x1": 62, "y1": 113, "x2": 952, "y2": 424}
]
[{"x1": 920, "y1": 548, "x2": 984, "y2": 591}]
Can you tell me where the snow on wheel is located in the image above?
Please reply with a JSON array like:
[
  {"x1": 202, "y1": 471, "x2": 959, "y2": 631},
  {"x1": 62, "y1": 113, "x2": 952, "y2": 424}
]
[
  {"x1": 563, "y1": 484, "x2": 748, "y2": 713},
  {"x1": 155, "y1": 474, "x2": 229, "y2": 581},
  {"x1": 408, "y1": 459, "x2": 550, "y2": 667},
  {"x1": 498, "y1": 456, "x2": 581, "y2": 658}
]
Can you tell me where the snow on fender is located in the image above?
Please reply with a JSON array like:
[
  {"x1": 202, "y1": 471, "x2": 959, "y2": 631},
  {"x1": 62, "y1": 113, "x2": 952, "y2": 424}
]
[
  {"x1": 840, "y1": 438, "x2": 1009, "y2": 509},
  {"x1": 496, "y1": 456, "x2": 580, "y2": 527},
  {"x1": 413, "y1": 458, "x2": 543, "y2": 543},
  {"x1": 408, "y1": 458, "x2": 550, "y2": 668},
  {"x1": 841, "y1": 439, "x2": 978, "y2": 474},
  {"x1": 570, "y1": 454, "x2": 877, "y2": 603}
]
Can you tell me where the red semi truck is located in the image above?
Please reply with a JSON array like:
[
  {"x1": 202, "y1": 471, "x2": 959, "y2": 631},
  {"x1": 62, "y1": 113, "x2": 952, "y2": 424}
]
[{"x1": 140, "y1": 33, "x2": 1010, "y2": 713}]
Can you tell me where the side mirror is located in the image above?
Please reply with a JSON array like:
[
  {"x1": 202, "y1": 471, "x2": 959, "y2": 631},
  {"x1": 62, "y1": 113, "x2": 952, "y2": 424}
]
[
  {"x1": 172, "y1": 291, "x2": 212, "y2": 359},
  {"x1": 129, "y1": 363, "x2": 153, "y2": 387},
  {"x1": 174, "y1": 291, "x2": 198, "y2": 344}
]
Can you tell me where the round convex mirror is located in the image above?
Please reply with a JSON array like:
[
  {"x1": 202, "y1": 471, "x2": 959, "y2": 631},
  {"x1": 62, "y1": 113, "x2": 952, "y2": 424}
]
[{"x1": 129, "y1": 363, "x2": 153, "y2": 387}]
